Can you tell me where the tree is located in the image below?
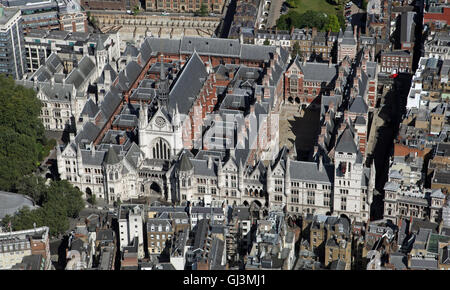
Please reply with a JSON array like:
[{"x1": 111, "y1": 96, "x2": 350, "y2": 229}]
[
  {"x1": 87, "y1": 194, "x2": 97, "y2": 205},
  {"x1": 362, "y1": 0, "x2": 368, "y2": 10},
  {"x1": 285, "y1": 0, "x2": 298, "y2": 8},
  {"x1": 1, "y1": 179, "x2": 84, "y2": 236},
  {"x1": 277, "y1": 10, "x2": 330, "y2": 31},
  {"x1": 325, "y1": 14, "x2": 341, "y2": 33},
  {"x1": 199, "y1": 4, "x2": 208, "y2": 16},
  {"x1": 0, "y1": 75, "x2": 45, "y2": 192},
  {"x1": 263, "y1": 39, "x2": 270, "y2": 46},
  {"x1": 133, "y1": 5, "x2": 140, "y2": 15},
  {"x1": 45, "y1": 180, "x2": 84, "y2": 218},
  {"x1": 16, "y1": 175, "x2": 47, "y2": 205},
  {"x1": 292, "y1": 41, "x2": 301, "y2": 57},
  {"x1": 336, "y1": 11, "x2": 346, "y2": 31}
]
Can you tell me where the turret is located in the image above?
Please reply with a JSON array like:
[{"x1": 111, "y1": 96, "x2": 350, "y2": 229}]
[
  {"x1": 238, "y1": 158, "x2": 245, "y2": 194},
  {"x1": 285, "y1": 155, "x2": 291, "y2": 196},
  {"x1": 217, "y1": 158, "x2": 224, "y2": 189}
]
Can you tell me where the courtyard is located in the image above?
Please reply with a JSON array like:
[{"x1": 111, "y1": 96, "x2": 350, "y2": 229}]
[{"x1": 279, "y1": 102, "x2": 321, "y2": 161}]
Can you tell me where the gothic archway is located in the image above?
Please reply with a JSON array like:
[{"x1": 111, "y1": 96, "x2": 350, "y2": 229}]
[
  {"x1": 85, "y1": 187, "x2": 92, "y2": 198},
  {"x1": 150, "y1": 182, "x2": 162, "y2": 194},
  {"x1": 151, "y1": 138, "x2": 171, "y2": 160}
]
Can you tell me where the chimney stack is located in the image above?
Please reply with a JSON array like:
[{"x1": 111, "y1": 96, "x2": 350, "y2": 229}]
[{"x1": 312, "y1": 27, "x2": 317, "y2": 38}]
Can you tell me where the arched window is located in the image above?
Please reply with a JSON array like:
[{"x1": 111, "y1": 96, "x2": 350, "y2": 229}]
[
  {"x1": 151, "y1": 138, "x2": 171, "y2": 160},
  {"x1": 182, "y1": 179, "x2": 186, "y2": 187}
]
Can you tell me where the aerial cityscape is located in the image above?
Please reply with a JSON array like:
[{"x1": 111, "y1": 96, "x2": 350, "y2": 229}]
[{"x1": 0, "y1": 0, "x2": 449, "y2": 273}]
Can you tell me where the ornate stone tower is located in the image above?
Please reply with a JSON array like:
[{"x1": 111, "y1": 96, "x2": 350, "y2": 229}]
[
  {"x1": 157, "y1": 54, "x2": 169, "y2": 109},
  {"x1": 95, "y1": 35, "x2": 107, "y2": 79}
]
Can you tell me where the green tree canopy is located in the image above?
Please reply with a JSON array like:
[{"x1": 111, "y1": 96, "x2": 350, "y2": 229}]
[
  {"x1": 324, "y1": 14, "x2": 341, "y2": 32},
  {"x1": 199, "y1": 4, "x2": 208, "y2": 16},
  {"x1": 0, "y1": 75, "x2": 45, "y2": 192},
  {"x1": 1, "y1": 179, "x2": 84, "y2": 236},
  {"x1": 292, "y1": 41, "x2": 303, "y2": 58},
  {"x1": 277, "y1": 10, "x2": 330, "y2": 31}
]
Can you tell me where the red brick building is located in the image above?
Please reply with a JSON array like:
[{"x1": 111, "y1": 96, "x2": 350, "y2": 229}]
[
  {"x1": 424, "y1": 6, "x2": 450, "y2": 26},
  {"x1": 145, "y1": 0, "x2": 225, "y2": 14},
  {"x1": 284, "y1": 56, "x2": 338, "y2": 107},
  {"x1": 380, "y1": 50, "x2": 413, "y2": 73},
  {"x1": 81, "y1": 0, "x2": 140, "y2": 11}
]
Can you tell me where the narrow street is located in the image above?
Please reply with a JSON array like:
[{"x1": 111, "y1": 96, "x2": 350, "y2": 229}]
[{"x1": 368, "y1": 73, "x2": 411, "y2": 221}]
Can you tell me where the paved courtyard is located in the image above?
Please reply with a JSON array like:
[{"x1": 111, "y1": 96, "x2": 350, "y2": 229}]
[{"x1": 279, "y1": 103, "x2": 321, "y2": 161}]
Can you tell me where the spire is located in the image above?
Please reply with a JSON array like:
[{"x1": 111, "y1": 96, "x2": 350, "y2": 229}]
[
  {"x1": 179, "y1": 152, "x2": 193, "y2": 172},
  {"x1": 289, "y1": 142, "x2": 297, "y2": 161},
  {"x1": 105, "y1": 147, "x2": 120, "y2": 165},
  {"x1": 218, "y1": 156, "x2": 222, "y2": 172}
]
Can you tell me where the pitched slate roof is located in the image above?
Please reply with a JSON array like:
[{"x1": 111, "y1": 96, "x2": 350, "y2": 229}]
[
  {"x1": 430, "y1": 188, "x2": 446, "y2": 199},
  {"x1": 241, "y1": 44, "x2": 276, "y2": 61},
  {"x1": 96, "y1": 229, "x2": 114, "y2": 241},
  {"x1": 104, "y1": 147, "x2": 120, "y2": 165},
  {"x1": 289, "y1": 160, "x2": 334, "y2": 183},
  {"x1": 341, "y1": 24, "x2": 356, "y2": 46},
  {"x1": 75, "y1": 122, "x2": 101, "y2": 146},
  {"x1": 97, "y1": 63, "x2": 118, "y2": 85},
  {"x1": 293, "y1": 58, "x2": 338, "y2": 82},
  {"x1": 191, "y1": 159, "x2": 217, "y2": 177},
  {"x1": 335, "y1": 127, "x2": 358, "y2": 153},
  {"x1": 65, "y1": 56, "x2": 96, "y2": 90},
  {"x1": 349, "y1": 96, "x2": 368, "y2": 114},
  {"x1": 354, "y1": 115, "x2": 366, "y2": 125},
  {"x1": 81, "y1": 99, "x2": 99, "y2": 118},
  {"x1": 179, "y1": 152, "x2": 193, "y2": 172},
  {"x1": 389, "y1": 252, "x2": 407, "y2": 270},
  {"x1": 100, "y1": 86, "x2": 122, "y2": 121},
  {"x1": 116, "y1": 61, "x2": 142, "y2": 91},
  {"x1": 123, "y1": 44, "x2": 139, "y2": 58},
  {"x1": 169, "y1": 52, "x2": 208, "y2": 115},
  {"x1": 181, "y1": 37, "x2": 241, "y2": 57},
  {"x1": 140, "y1": 36, "x2": 281, "y2": 64},
  {"x1": 81, "y1": 149, "x2": 106, "y2": 166}
]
